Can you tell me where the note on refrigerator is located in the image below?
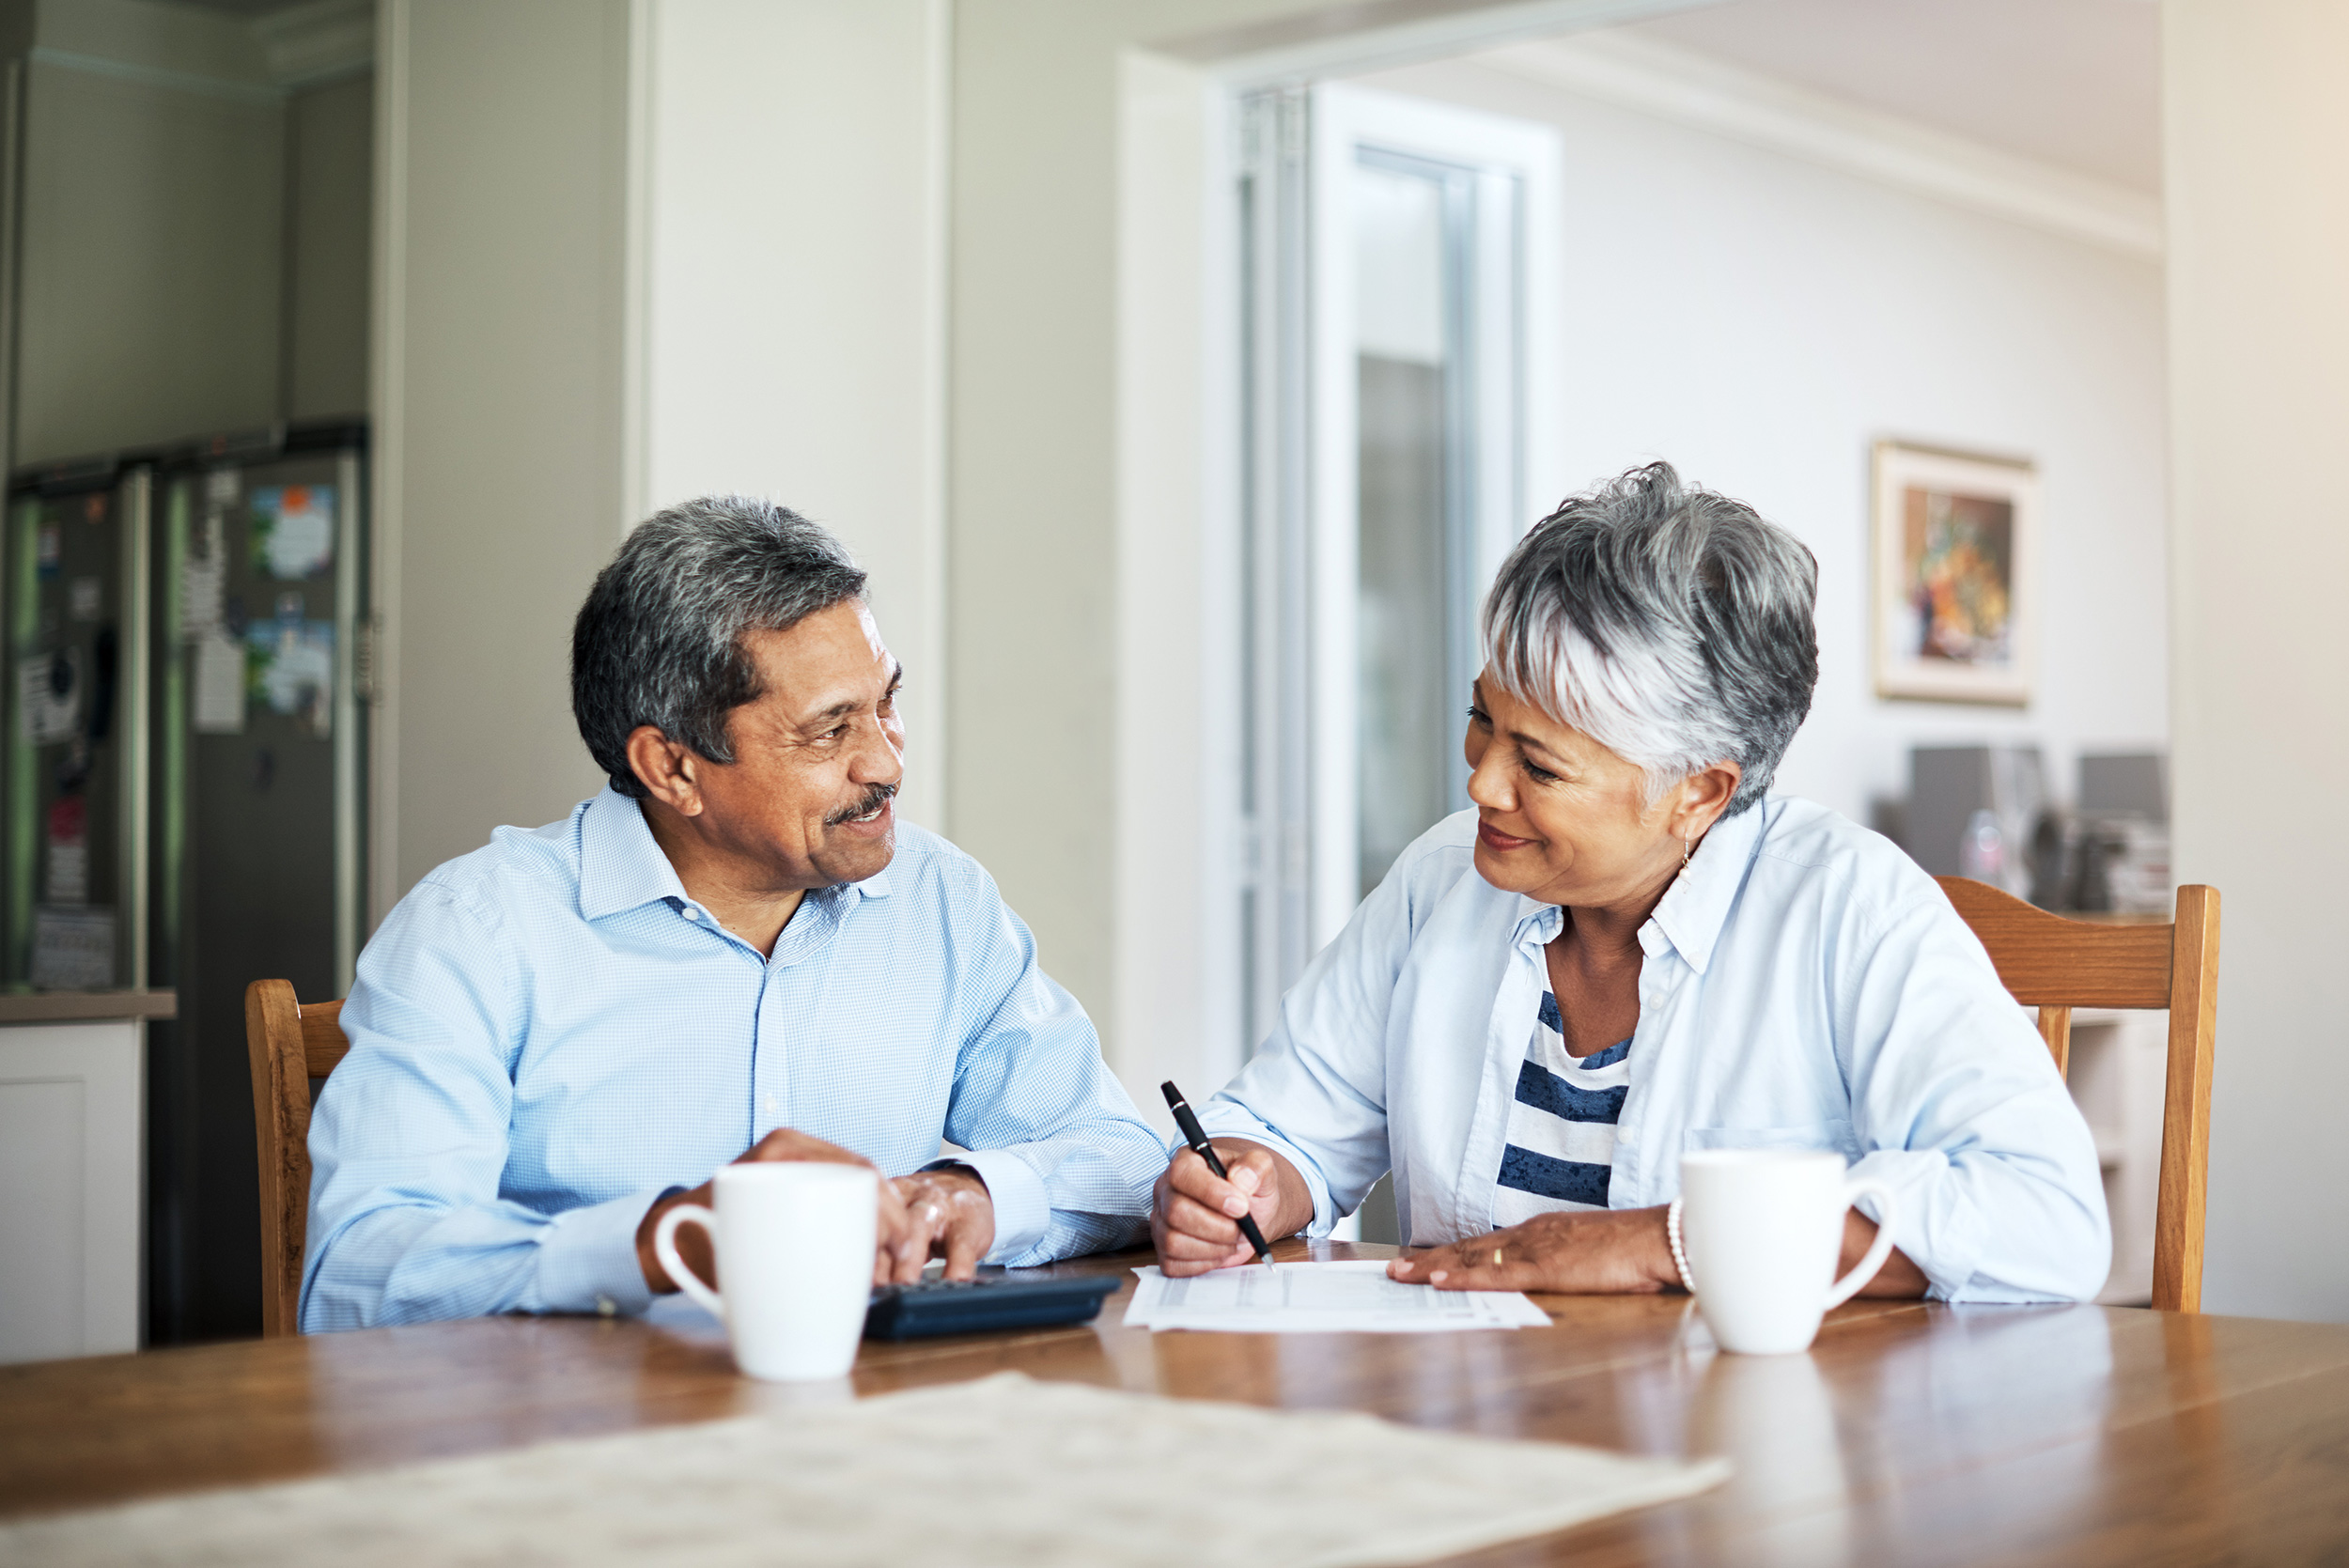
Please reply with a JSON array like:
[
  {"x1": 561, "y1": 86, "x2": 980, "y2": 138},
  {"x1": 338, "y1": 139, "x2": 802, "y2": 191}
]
[
  {"x1": 30, "y1": 905, "x2": 115, "y2": 990},
  {"x1": 1126, "y1": 1259, "x2": 1551, "y2": 1333},
  {"x1": 18, "y1": 653, "x2": 81, "y2": 745},
  {"x1": 179, "y1": 555, "x2": 225, "y2": 639},
  {"x1": 248, "y1": 618, "x2": 334, "y2": 736},
  {"x1": 252, "y1": 485, "x2": 335, "y2": 579},
  {"x1": 194, "y1": 634, "x2": 246, "y2": 734}
]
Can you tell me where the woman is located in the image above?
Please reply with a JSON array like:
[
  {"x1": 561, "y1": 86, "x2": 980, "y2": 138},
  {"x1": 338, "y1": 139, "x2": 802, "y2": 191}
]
[{"x1": 1154, "y1": 463, "x2": 2108, "y2": 1302}]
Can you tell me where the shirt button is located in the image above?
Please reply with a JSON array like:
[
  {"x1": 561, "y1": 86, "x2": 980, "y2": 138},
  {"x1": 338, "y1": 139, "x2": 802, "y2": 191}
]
[
  {"x1": 762, "y1": 1094, "x2": 778, "y2": 1118},
  {"x1": 595, "y1": 1294, "x2": 616, "y2": 1317},
  {"x1": 1617, "y1": 1128, "x2": 1637, "y2": 1148},
  {"x1": 681, "y1": 906, "x2": 700, "y2": 921}
]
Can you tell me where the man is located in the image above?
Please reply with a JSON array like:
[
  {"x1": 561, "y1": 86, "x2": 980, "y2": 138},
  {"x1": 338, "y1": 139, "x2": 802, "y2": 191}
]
[{"x1": 302, "y1": 497, "x2": 1163, "y2": 1329}]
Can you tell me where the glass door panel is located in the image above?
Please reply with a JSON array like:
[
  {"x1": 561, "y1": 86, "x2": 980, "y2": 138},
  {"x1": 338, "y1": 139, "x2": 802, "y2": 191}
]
[{"x1": 1353, "y1": 152, "x2": 1474, "y2": 899}]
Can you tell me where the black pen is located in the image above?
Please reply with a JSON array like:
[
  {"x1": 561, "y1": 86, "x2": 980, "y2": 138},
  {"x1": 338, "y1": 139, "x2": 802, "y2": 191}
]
[{"x1": 1161, "y1": 1080, "x2": 1276, "y2": 1269}]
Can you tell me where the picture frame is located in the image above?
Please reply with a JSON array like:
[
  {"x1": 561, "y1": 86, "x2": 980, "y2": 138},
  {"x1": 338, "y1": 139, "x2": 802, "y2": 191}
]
[{"x1": 1871, "y1": 441, "x2": 2039, "y2": 706}]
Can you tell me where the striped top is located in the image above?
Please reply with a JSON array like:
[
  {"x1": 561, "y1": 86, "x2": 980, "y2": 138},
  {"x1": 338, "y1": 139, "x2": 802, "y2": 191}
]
[
  {"x1": 1491, "y1": 990, "x2": 1631, "y2": 1227},
  {"x1": 1202, "y1": 800, "x2": 2114, "y2": 1302}
]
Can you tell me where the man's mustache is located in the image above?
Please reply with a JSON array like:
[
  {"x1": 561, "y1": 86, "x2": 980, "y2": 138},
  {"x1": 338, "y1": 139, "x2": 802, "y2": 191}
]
[{"x1": 824, "y1": 782, "x2": 899, "y2": 827}]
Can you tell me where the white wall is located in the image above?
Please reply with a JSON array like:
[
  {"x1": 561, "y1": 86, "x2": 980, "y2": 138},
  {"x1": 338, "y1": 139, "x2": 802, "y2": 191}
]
[
  {"x1": 371, "y1": 0, "x2": 629, "y2": 904},
  {"x1": 15, "y1": 2, "x2": 284, "y2": 463},
  {"x1": 1110, "y1": 48, "x2": 1229, "y2": 1110},
  {"x1": 1353, "y1": 47, "x2": 2170, "y2": 830},
  {"x1": 638, "y1": 0, "x2": 949, "y2": 831},
  {"x1": 8, "y1": 0, "x2": 374, "y2": 463},
  {"x1": 286, "y1": 72, "x2": 372, "y2": 423},
  {"x1": 2165, "y1": 0, "x2": 2349, "y2": 1323},
  {"x1": 951, "y1": 0, "x2": 1388, "y2": 1071}
]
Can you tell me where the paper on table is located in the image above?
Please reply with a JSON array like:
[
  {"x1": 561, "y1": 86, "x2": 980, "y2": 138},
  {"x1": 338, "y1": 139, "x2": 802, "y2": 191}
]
[{"x1": 1127, "y1": 1259, "x2": 1551, "y2": 1333}]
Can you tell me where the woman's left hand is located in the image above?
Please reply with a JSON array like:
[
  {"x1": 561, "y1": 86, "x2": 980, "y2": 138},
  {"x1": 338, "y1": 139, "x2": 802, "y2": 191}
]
[{"x1": 1386, "y1": 1207, "x2": 1679, "y2": 1295}]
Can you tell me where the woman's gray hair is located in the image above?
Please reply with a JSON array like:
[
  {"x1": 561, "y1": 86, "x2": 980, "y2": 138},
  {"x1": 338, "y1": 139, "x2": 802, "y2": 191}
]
[
  {"x1": 1482, "y1": 462, "x2": 1817, "y2": 817},
  {"x1": 572, "y1": 496, "x2": 867, "y2": 798}
]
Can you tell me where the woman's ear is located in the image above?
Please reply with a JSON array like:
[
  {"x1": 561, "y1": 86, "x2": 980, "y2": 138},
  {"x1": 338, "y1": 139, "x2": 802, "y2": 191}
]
[{"x1": 1674, "y1": 761, "x2": 1743, "y2": 841}]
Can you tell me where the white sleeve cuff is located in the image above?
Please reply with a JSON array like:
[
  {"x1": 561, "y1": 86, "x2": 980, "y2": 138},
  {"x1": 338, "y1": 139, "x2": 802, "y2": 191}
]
[
  {"x1": 1845, "y1": 1148, "x2": 1976, "y2": 1302},
  {"x1": 932, "y1": 1149, "x2": 1050, "y2": 1264},
  {"x1": 1191, "y1": 1109, "x2": 1338, "y2": 1238},
  {"x1": 532, "y1": 1188, "x2": 665, "y2": 1316}
]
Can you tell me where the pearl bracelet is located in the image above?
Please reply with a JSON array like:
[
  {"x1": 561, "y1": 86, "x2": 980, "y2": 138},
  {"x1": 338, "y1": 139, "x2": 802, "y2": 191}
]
[{"x1": 1666, "y1": 1196, "x2": 1696, "y2": 1294}]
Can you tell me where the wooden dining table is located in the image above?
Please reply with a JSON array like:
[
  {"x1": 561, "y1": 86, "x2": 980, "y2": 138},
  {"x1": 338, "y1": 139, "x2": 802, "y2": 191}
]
[{"x1": 5, "y1": 1239, "x2": 2347, "y2": 1565}]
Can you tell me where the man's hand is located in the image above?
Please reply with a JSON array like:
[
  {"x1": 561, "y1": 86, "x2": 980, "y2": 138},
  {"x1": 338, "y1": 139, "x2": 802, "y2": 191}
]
[
  {"x1": 1386, "y1": 1208, "x2": 1678, "y2": 1295},
  {"x1": 1151, "y1": 1140, "x2": 1311, "y2": 1277},
  {"x1": 883, "y1": 1167, "x2": 995, "y2": 1283},
  {"x1": 637, "y1": 1127, "x2": 910, "y2": 1295}
]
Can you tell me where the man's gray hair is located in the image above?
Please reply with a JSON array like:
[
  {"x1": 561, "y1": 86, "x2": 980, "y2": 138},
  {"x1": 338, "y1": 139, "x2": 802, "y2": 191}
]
[
  {"x1": 572, "y1": 496, "x2": 867, "y2": 799},
  {"x1": 1482, "y1": 462, "x2": 1817, "y2": 817}
]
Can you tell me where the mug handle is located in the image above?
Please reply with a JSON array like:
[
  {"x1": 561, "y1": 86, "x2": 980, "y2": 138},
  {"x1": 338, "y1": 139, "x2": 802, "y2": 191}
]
[
  {"x1": 1822, "y1": 1178, "x2": 1901, "y2": 1312},
  {"x1": 652, "y1": 1203, "x2": 725, "y2": 1318}
]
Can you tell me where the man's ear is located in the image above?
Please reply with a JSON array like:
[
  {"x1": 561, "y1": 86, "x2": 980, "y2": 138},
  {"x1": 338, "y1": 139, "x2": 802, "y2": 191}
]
[{"x1": 626, "y1": 725, "x2": 704, "y2": 816}]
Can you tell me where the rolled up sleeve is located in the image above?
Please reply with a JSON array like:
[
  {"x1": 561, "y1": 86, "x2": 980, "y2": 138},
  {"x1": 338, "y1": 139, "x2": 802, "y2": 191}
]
[
  {"x1": 1197, "y1": 842, "x2": 1427, "y2": 1234},
  {"x1": 1838, "y1": 895, "x2": 2112, "y2": 1303}
]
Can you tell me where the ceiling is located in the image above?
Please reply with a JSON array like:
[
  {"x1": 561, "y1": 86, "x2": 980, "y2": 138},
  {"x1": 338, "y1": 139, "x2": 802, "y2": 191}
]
[
  {"x1": 158, "y1": 0, "x2": 2160, "y2": 195},
  {"x1": 1625, "y1": 0, "x2": 2161, "y2": 194}
]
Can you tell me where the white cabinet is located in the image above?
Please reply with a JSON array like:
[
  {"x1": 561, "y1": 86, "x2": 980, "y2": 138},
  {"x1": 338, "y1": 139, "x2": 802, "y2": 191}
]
[{"x1": 0, "y1": 1021, "x2": 142, "y2": 1363}]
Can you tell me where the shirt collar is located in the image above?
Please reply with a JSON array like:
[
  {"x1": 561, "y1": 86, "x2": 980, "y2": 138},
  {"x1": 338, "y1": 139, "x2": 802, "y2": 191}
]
[
  {"x1": 1502, "y1": 797, "x2": 1768, "y2": 976},
  {"x1": 1641, "y1": 799, "x2": 1768, "y2": 974},
  {"x1": 577, "y1": 786, "x2": 692, "y2": 921},
  {"x1": 575, "y1": 784, "x2": 894, "y2": 924}
]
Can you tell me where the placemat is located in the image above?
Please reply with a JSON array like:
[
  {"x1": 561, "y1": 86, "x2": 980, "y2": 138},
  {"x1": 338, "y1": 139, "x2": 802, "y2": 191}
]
[{"x1": 0, "y1": 1371, "x2": 1728, "y2": 1567}]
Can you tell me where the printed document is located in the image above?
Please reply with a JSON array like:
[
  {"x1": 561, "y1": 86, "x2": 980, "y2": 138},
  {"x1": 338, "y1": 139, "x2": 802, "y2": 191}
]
[{"x1": 1126, "y1": 1259, "x2": 1551, "y2": 1333}]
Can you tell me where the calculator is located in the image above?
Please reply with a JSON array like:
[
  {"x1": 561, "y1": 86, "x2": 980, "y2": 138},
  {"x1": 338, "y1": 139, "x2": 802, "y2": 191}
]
[{"x1": 862, "y1": 1274, "x2": 1120, "y2": 1341}]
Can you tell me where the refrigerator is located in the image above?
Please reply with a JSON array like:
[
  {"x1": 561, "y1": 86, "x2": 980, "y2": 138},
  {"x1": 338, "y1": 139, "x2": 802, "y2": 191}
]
[
  {"x1": 4, "y1": 421, "x2": 368, "y2": 1343},
  {"x1": 3, "y1": 460, "x2": 150, "y2": 994}
]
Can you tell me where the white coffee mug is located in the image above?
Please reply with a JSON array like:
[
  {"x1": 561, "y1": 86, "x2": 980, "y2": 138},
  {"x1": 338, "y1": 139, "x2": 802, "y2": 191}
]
[
  {"x1": 652, "y1": 1162, "x2": 879, "y2": 1381},
  {"x1": 1679, "y1": 1148, "x2": 1900, "y2": 1355}
]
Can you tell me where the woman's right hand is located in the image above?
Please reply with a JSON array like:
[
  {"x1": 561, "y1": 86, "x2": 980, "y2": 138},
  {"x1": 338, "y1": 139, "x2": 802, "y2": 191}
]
[{"x1": 1152, "y1": 1140, "x2": 1307, "y2": 1276}]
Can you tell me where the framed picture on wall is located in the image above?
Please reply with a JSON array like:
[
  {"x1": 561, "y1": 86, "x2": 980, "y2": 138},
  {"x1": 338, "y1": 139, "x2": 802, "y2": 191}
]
[{"x1": 1871, "y1": 441, "x2": 2039, "y2": 706}]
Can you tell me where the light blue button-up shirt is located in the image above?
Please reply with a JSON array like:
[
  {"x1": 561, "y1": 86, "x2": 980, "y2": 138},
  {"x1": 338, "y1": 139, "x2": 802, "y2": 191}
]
[
  {"x1": 302, "y1": 787, "x2": 1163, "y2": 1330},
  {"x1": 1198, "y1": 798, "x2": 2111, "y2": 1303}
]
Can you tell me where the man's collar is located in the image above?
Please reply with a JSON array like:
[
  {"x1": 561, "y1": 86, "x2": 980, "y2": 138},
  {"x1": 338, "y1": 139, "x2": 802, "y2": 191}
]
[
  {"x1": 578, "y1": 786, "x2": 692, "y2": 921},
  {"x1": 575, "y1": 784, "x2": 894, "y2": 924},
  {"x1": 1641, "y1": 799, "x2": 1768, "y2": 975}
]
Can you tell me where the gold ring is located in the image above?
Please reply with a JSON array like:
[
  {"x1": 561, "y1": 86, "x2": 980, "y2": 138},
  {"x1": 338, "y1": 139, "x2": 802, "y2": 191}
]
[{"x1": 1493, "y1": 1248, "x2": 1504, "y2": 1268}]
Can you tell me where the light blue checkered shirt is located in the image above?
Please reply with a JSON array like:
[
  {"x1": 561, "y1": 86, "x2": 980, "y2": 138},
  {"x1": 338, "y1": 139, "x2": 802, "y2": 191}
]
[{"x1": 302, "y1": 786, "x2": 1163, "y2": 1331}]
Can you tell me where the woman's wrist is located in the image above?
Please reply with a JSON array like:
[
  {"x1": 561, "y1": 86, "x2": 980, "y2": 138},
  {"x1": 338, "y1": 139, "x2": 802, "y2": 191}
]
[
  {"x1": 1275, "y1": 1168, "x2": 1319, "y2": 1240},
  {"x1": 1662, "y1": 1200, "x2": 1695, "y2": 1293},
  {"x1": 1649, "y1": 1204, "x2": 1688, "y2": 1292}
]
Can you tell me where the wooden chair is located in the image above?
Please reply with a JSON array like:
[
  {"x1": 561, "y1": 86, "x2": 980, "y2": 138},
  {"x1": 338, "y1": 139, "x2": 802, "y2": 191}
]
[
  {"x1": 244, "y1": 979, "x2": 352, "y2": 1337},
  {"x1": 1937, "y1": 877, "x2": 2220, "y2": 1313}
]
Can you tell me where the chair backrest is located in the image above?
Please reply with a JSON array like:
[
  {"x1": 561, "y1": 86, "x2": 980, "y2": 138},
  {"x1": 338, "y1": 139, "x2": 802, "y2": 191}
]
[
  {"x1": 1937, "y1": 877, "x2": 2220, "y2": 1313},
  {"x1": 244, "y1": 978, "x2": 351, "y2": 1338}
]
